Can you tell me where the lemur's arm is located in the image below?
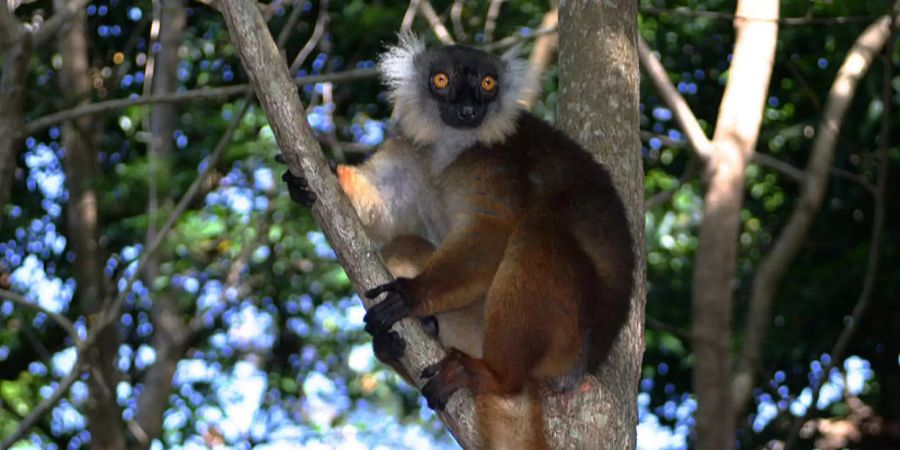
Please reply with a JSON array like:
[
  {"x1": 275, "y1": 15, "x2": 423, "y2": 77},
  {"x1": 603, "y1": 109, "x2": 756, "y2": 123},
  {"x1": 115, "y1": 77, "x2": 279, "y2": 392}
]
[{"x1": 283, "y1": 138, "x2": 428, "y2": 243}]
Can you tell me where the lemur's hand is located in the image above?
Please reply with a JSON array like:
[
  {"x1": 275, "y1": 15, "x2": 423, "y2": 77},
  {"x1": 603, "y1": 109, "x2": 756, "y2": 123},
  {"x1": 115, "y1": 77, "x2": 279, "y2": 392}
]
[
  {"x1": 364, "y1": 279, "x2": 413, "y2": 335},
  {"x1": 276, "y1": 154, "x2": 337, "y2": 207},
  {"x1": 371, "y1": 329, "x2": 406, "y2": 363},
  {"x1": 281, "y1": 170, "x2": 317, "y2": 207}
]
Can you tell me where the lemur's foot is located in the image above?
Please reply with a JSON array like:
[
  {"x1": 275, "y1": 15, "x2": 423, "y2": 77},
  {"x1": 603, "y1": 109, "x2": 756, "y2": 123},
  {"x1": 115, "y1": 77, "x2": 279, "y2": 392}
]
[
  {"x1": 420, "y1": 349, "x2": 469, "y2": 410},
  {"x1": 364, "y1": 279, "x2": 412, "y2": 335}
]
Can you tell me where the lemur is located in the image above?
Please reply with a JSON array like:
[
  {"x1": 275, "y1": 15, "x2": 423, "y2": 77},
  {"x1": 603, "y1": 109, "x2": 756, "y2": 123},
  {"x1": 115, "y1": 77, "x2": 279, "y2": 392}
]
[{"x1": 283, "y1": 34, "x2": 635, "y2": 449}]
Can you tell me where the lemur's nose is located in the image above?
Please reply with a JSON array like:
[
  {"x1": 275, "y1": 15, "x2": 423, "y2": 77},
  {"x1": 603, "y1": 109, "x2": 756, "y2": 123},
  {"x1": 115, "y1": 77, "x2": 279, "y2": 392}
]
[{"x1": 458, "y1": 106, "x2": 475, "y2": 120}]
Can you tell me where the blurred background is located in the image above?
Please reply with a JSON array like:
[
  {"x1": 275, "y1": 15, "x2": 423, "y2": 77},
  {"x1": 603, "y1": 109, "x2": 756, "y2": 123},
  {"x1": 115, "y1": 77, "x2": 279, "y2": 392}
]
[{"x1": 0, "y1": 0, "x2": 897, "y2": 449}]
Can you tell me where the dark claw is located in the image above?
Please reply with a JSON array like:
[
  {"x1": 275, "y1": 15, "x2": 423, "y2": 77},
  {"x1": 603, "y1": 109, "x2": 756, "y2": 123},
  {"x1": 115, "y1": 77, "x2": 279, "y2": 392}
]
[
  {"x1": 372, "y1": 330, "x2": 406, "y2": 362},
  {"x1": 363, "y1": 292, "x2": 409, "y2": 335},
  {"x1": 364, "y1": 280, "x2": 402, "y2": 299},
  {"x1": 421, "y1": 361, "x2": 441, "y2": 379},
  {"x1": 363, "y1": 279, "x2": 413, "y2": 334}
]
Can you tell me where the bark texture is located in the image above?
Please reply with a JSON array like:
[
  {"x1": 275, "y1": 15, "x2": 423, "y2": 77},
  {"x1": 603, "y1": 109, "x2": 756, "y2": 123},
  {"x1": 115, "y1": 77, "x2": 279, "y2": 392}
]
[
  {"x1": 54, "y1": 2, "x2": 127, "y2": 448},
  {"x1": 557, "y1": 0, "x2": 644, "y2": 448},
  {"x1": 0, "y1": 23, "x2": 28, "y2": 224}
]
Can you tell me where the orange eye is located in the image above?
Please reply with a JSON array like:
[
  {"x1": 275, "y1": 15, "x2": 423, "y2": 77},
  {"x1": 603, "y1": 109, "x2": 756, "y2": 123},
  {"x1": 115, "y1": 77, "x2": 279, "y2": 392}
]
[
  {"x1": 432, "y1": 72, "x2": 449, "y2": 89},
  {"x1": 481, "y1": 75, "x2": 497, "y2": 92}
]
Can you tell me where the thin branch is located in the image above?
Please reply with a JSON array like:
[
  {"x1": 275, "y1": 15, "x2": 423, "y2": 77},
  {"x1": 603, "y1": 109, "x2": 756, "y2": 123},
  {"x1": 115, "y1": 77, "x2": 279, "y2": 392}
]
[
  {"x1": 483, "y1": 0, "x2": 503, "y2": 43},
  {"x1": 274, "y1": 0, "x2": 306, "y2": 47},
  {"x1": 480, "y1": 24, "x2": 557, "y2": 52},
  {"x1": 400, "y1": 0, "x2": 421, "y2": 34},
  {"x1": 519, "y1": 9, "x2": 558, "y2": 109},
  {"x1": 0, "y1": 360, "x2": 82, "y2": 450},
  {"x1": 637, "y1": 35, "x2": 714, "y2": 162},
  {"x1": 732, "y1": 13, "x2": 894, "y2": 418},
  {"x1": 419, "y1": 0, "x2": 454, "y2": 45},
  {"x1": 752, "y1": 152, "x2": 805, "y2": 183},
  {"x1": 450, "y1": 0, "x2": 465, "y2": 41},
  {"x1": 644, "y1": 158, "x2": 698, "y2": 210},
  {"x1": 33, "y1": 0, "x2": 92, "y2": 46},
  {"x1": 288, "y1": 0, "x2": 330, "y2": 74},
  {"x1": 830, "y1": 167, "x2": 876, "y2": 194},
  {"x1": 0, "y1": 288, "x2": 81, "y2": 346},
  {"x1": 23, "y1": 68, "x2": 377, "y2": 135},
  {"x1": 640, "y1": 6, "x2": 878, "y2": 26},
  {"x1": 784, "y1": 13, "x2": 894, "y2": 449},
  {"x1": 646, "y1": 315, "x2": 690, "y2": 341}
]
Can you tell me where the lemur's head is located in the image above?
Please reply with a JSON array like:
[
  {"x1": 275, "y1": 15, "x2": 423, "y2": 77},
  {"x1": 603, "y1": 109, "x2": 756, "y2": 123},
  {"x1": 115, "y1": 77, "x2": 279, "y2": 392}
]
[{"x1": 377, "y1": 33, "x2": 536, "y2": 146}]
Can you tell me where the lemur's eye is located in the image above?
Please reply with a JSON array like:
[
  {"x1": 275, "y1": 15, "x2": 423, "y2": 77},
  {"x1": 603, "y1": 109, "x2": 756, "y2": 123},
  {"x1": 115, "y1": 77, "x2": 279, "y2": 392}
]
[
  {"x1": 481, "y1": 76, "x2": 497, "y2": 92},
  {"x1": 432, "y1": 73, "x2": 449, "y2": 89}
]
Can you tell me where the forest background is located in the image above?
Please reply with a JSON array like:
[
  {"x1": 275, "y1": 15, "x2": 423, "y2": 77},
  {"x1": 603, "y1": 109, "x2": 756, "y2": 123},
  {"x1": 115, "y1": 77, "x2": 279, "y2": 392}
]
[{"x1": 0, "y1": 0, "x2": 897, "y2": 449}]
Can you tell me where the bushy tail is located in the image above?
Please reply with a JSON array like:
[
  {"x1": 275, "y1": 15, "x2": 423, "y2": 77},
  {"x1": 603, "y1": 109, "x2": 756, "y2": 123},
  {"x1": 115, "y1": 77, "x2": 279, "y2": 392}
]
[{"x1": 477, "y1": 386, "x2": 548, "y2": 450}]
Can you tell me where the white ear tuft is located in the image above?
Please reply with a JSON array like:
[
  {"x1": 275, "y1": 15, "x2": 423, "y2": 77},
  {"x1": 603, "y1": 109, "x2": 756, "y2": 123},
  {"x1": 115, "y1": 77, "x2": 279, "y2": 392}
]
[{"x1": 376, "y1": 32, "x2": 425, "y2": 92}]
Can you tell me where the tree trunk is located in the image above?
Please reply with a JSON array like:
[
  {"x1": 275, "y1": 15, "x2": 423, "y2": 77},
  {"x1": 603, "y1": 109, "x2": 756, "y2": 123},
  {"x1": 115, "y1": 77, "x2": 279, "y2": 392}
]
[
  {"x1": 134, "y1": 0, "x2": 192, "y2": 446},
  {"x1": 54, "y1": 2, "x2": 127, "y2": 448},
  {"x1": 690, "y1": 2, "x2": 778, "y2": 450},
  {"x1": 0, "y1": 27, "x2": 29, "y2": 226},
  {"x1": 556, "y1": 0, "x2": 644, "y2": 448}
]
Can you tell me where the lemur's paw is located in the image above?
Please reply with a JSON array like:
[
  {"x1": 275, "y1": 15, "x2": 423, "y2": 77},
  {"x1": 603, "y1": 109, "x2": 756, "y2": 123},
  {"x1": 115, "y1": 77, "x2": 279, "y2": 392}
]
[
  {"x1": 364, "y1": 279, "x2": 412, "y2": 335},
  {"x1": 281, "y1": 170, "x2": 317, "y2": 207},
  {"x1": 372, "y1": 330, "x2": 406, "y2": 362}
]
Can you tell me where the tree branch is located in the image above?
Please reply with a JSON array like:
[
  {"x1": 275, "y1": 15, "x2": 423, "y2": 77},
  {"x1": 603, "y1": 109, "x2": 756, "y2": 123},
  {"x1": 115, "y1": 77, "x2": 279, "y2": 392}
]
[
  {"x1": 419, "y1": 0, "x2": 454, "y2": 45},
  {"x1": 732, "y1": 13, "x2": 894, "y2": 418},
  {"x1": 33, "y1": 0, "x2": 92, "y2": 46},
  {"x1": 0, "y1": 288, "x2": 81, "y2": 346},
  {"x1": 22, "y1": 68, "x2": 377, "y2": 135},
  {"x1": 483, "y1": 0, "x2": 503, "y2": 43},
  {"x1": 0, "y1": 4, "x2": 21, "y2": 51},
  {"x1": 783, "y1": 14, "x2": 894, "y2": 449},
  {"x1": 400, "y1": 0, "x2": 421, "y2": 34},
  {"x1": 520, "y1": 9, "x2": 558, "y2": 109},
  {"x1": 0, "y1": 360, "x2": 82, "y2": 450},
  {"x1": 640, "y1": 6, "x2": 878, "y2": 26},
  {"x1": 215, "y1": 0, "x2": 476, "y2": 447},
  {"x1": 637, "y1": 36, "x2": 714, "y2": 162},
  {"x1": 288, "y1": 0, "x2": 330, "y2": 74},
  {"x1": 690, "y1": 1, "x2": 779, "y2": 449}
]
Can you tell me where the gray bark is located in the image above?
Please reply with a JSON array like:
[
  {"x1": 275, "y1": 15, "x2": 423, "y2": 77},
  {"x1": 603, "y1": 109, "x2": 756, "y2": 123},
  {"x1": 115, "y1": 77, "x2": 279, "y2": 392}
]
[{"x1": 557, "y1": 0, "x2": 644, "y2": 448}]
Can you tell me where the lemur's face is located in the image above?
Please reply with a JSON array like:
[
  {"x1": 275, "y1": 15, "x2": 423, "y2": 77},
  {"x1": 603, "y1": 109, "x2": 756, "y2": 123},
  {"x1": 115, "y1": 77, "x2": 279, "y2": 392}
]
[
  {"x1": 417, "y1": 46, "x2": 502, "y2": 129},
  {"x1": 377, "y1": 34, "x2": 535, "y2": 146}
]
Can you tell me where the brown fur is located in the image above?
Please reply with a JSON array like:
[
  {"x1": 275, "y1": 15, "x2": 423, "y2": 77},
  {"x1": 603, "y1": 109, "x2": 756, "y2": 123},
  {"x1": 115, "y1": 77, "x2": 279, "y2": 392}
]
[{"x1": 341, "y1": 112, "x2": 634, "y2": 449}]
